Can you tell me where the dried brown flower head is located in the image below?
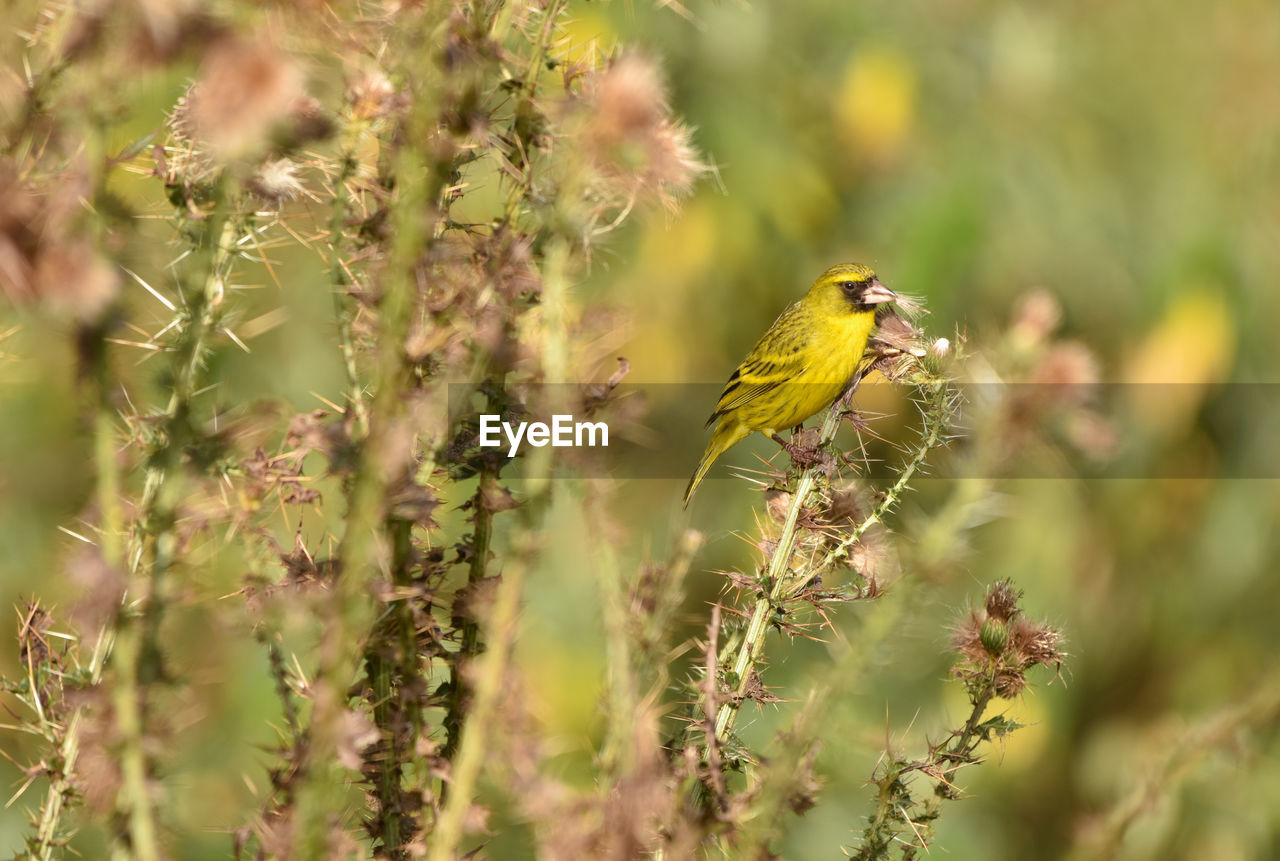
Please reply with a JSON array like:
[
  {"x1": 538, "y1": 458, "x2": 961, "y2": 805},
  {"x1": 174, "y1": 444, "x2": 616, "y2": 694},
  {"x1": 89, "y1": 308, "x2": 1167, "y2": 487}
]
[
  {"x1": 951, "y1": 579, "x2": 1064, "y2": 699},
  {"x1": 246, "y1": 158, "x2": 305, "y2": 205},
  {"x1": 346, "y1": 68, "x2": 397, "y2": 120},
  {"x1": 1031, "y1": 341, "x2": 1099, "y2": 402},
  {"x1": 0, "y1": 162, "x2": 120, "y2": 319},
  {"x1": 868, "y1": 305, "x2": 931, "y2": 380},
  {"x1": 1010, "y1": 288, "x2": 1063, "y2": 350},
  {"x1": 178, "y1": 37, "x2": 305, "y2": 159},
  {"x1": 577, "y1": 54, "x2": 708, "y2": 213}
]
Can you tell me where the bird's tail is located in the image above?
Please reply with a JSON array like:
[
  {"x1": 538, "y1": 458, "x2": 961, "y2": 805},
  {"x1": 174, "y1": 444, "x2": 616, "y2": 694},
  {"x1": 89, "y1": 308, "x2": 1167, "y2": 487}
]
[{"x1": 683, "y1": 422, "x2": 749, "y2": 508}]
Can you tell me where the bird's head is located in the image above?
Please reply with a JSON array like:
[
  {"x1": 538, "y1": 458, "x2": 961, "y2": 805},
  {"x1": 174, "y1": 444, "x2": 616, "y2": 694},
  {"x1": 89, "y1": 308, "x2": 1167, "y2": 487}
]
[{"x1": 806, "y1": 263, "x2": 898, "y2": 317}]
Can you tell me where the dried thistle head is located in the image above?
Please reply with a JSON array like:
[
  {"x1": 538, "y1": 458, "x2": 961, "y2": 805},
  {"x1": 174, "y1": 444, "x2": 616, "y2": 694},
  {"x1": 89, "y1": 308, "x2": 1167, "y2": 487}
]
[
  {"x1": 0, "y1": 161, "x2": 119, "y2": 319},
  {"x1": 984, "y1": 579, "x2": 1020, "y2": 622},
  {"x1": 950, "y1": 579, "x2": 1064, "y2": 699},
  {"x1": 246, "y1": 158, "x2": 305, "y2": 205},
  {"x1": 175, "y1": 36, "x2": 306, "y2": 160},
  {"x1": 1009, "y1": 288, "x2": 1063, "y2": 351},
  {"x1": 1030, "y1": 341, "x2": 1099, "y2": 402},
  {"x1": 575, "y1": 53, "x2": 709, "y2": 213},
  {"x1": 817, "y1": 484, "x2": 890, "y2": 579},
  {"x1": 867, "y1": 304, "x2": 933, "y2": 381},
  {"x1": 346, "y1": 68, "x2": 397, "y2": 120}
]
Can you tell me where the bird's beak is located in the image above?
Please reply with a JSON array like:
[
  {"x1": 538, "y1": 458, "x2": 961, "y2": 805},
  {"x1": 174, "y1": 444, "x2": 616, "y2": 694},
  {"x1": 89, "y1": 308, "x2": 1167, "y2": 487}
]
[{"x1": 862, "y1": 278, "x2": 898, "y2": 305}]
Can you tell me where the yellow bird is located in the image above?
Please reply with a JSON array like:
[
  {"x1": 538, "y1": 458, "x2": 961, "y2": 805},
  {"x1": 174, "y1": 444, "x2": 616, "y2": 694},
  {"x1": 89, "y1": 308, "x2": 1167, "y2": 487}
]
[{"x1": 683, "y1": 263, "x2": 897, "y2": 507}]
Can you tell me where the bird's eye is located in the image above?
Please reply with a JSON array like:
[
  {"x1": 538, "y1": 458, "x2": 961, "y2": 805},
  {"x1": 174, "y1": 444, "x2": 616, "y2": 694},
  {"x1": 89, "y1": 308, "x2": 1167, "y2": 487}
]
[{"x1": 840, "y1": 281, "x2": 857, "y2": 292}]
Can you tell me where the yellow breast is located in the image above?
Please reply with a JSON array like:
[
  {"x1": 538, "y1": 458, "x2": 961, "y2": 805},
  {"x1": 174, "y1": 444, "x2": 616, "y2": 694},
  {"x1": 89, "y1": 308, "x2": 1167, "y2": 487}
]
[{"x1": 737, "y1": 310, "x2": 876, "y2": 434}]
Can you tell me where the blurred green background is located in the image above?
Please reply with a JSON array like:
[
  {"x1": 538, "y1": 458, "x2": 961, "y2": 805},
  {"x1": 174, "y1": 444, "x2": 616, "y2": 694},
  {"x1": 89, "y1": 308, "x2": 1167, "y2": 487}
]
[{"x1": 4, "y1": 1, "x2": 1280, "y2": 858}]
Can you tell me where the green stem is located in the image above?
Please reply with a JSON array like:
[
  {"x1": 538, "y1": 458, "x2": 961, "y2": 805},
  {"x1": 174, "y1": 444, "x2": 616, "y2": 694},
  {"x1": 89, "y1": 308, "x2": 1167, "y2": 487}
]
[
  {"x1": 294, "y1": 38, "x2": 452, "y2": 852},
  {"x1": 364, "y1": 518, "x2": 415, "y2": 857},
  {"x1": 108, "y1": 193, "x2": 233, "y2": 861},
  {"x1": 36, "y1": 297, "x2": 125, "y2": 857},
  {"x1": 429, "y1": 240, "x2": 567, "y2": 861},
  {"x1": 713, "y1": 402, "x2": 845, "y2": 741},
  {"x1": 327, "y1": 149, "x2": 369, "y2": 440},
  {"x1": 814, "y1": 379, "x2": 951, "y2": 577},
  {"x1": 714, "y1": 377, "x2": 953, "y2": 743},
  {"x1": 500, "y1": 0, "x2": 568, "y2": 225}
]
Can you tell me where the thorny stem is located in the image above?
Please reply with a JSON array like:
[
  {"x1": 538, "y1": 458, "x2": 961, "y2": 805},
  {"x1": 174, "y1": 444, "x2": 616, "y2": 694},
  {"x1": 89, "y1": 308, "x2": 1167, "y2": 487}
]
[
  {"x1": 713, "y1": 403, "x2": 845, "y2": 742},
  {"x1": 364, "y1": 518, "x2": 416, "y2": 857},
  {"x1": 429, "y1": 528, "x2": 539, "y2": 861},
  {"x1": 500, "y1": 0, "x2": 568, "y2": 225},
  {"x1": 429, "y1": 240, "x2": 568, "y2": 861},
  {"x1": 33, "y1": 629, "x2": 110, "y2": 859},
  {"x1": 106, "y1": 194, "x2": 233, "y2": 861},
  {"x1": 863, "y1": 686, "x2": 995, "y2": 860},
  {"x1": 6, "y1": 5, "x2": 76, "y2": 159},
  {"x1": 714, "y1": 376, "x2": 953, "y2": 743},
  {"x1": 930, "y1": 690, "x2": 998, "y2": 801},
  {"x1": 294, "y1": 66, "x2": 453, "y2": 853},
  {"x1": 814, "y1": 378, "x2": 952, "y2": 578},
  {"x1": 328, "y1": 149, "x2": 370, "y2": 440},
  {"x1": 442, "y1": 467, "x2": 496, "y2": 761}
]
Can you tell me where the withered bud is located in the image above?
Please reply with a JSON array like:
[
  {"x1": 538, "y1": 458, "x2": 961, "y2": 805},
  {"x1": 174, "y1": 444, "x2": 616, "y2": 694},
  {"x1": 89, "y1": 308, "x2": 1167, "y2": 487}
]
[
  {"x1": 1009, "y1": 616, "x2": 1064, "y2": 667},
  {"x1": 765, "y1": 488, "x2": 793, "y2": 523},
  {"x1": 246, "y1": 158, "x2": 305, "y2": 205},
  {"x1": 184, "y1": 37, "x2": 305, "y2": 159},
  {"x1": 0, "y1": 164, "x2": 119, "y2": 319},
  {"x1": 346, "y1": 68, "x2": 396, "y2": 120},
  {"x1": 822, "y1": 486, "x2": 865, "y2": 525},
  {"x1": 984, "y1": 579, "x2": 1021, "y2": 622},
  {"x1": 951, "y1": 579, "x2": 1064, "y2": 699},
  {"x1": 579, "y1": 54, "x2": 708, "y2": 212},
  {"x1": 1032, "y1": 341, "x2": 1099, "y2": 395},
  {"x1": 589, "y1": 54, "x2": 667, "y2": 143},
  {"x1": 1010, "y1": 288, "x2": 1062, "y2": 349}
]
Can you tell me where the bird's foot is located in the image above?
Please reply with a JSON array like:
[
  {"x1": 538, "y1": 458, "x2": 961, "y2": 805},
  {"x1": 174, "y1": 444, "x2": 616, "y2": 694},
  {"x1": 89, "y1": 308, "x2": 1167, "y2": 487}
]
[{"x1": 771, "y1": 430, "x2": 827, "y2": 471}]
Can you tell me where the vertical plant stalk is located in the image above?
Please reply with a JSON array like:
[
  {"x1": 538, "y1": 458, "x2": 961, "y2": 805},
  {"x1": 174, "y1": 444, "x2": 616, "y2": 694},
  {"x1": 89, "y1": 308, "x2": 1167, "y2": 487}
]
[
  {"x1": 429, "y1": 529, "x2": 538, "y2": 861},
  {"x1": 714, "y1": 376, "x2": 953, "y2": 742},
  {"x1": 293, "y1": 23, "x2": 452, "y2": 848},
  {"x1": 428, "y1": 240, "x2": 569, "y2": 861},
  {"x1": 326, "y1": 149, "x2": 369, "y2": 440},
  {"x1": 324, "y1": 123, "x2": 425, "y2": 853},
  {"x1": 363, "y1": 517, "x2": 416, "y2": 855},
  {"x1": 500, "y1": 0, "x2": 568, "y2": 226},
  {"x1": 34, "y1": 118, "x2": 127, "y2": 845},
  {"x1": 105, "y1": 199, "x2": 234, "y2": 861},
  {"x1": 595, "y1": 528, "x2": 701, "y2": 777},
  {"x1": 595, "y1": 535, "x2": 638, "y2": 777},
  {"x1": 733, "y1": 588, "x2": 911, "y2": 860},
  {"x1": 712, "y1": 403, "x2": 843, "y2": 742},
  {"x1": 33, "y1": 413, "x2": 119, "y2": 857},
  {"x1": 441, "y1": 465, "x2": 497, "y2": 761}
]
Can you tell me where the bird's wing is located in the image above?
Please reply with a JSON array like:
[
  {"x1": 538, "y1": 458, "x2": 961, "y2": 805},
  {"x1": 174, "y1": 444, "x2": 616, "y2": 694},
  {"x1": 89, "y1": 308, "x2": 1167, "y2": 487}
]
[{"x1": 706, "y1": 305, "x2": 810, "y2": 426}]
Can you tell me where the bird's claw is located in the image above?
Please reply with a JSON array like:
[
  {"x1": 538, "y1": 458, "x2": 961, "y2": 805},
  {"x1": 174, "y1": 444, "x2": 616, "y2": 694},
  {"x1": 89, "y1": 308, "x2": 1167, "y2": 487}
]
[{"x1": 771, "y1": 432, "x2": 826, "y2": 470}]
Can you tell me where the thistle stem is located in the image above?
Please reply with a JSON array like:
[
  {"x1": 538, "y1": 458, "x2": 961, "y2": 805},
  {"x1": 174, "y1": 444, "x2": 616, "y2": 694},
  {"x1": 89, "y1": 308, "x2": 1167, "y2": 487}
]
[
  {"x1": 713, "y1": 402, "x2": 844, "y2": 741},
  {"x1": 815, "y1": 379, "x2": 952, "y2": 577},
  {"x1": 714, "y1": 376, "x2": 953, "y2": 743}
]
